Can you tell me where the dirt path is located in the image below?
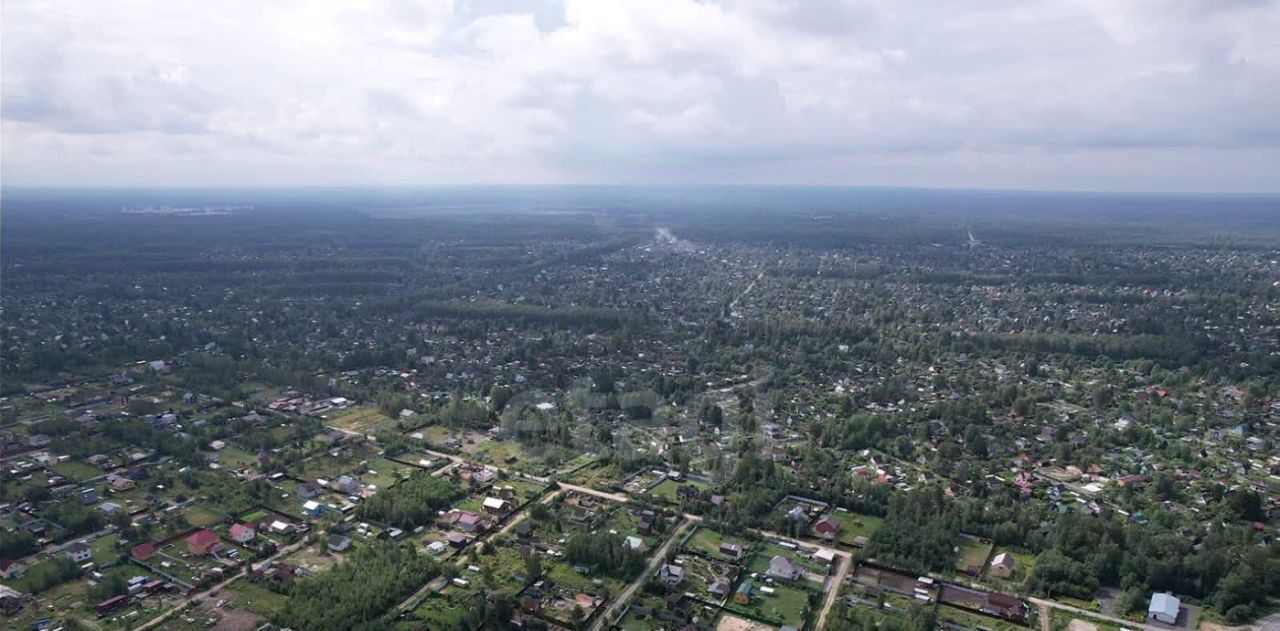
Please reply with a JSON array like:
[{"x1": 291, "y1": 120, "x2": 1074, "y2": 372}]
[
  {"x1": 815, "y1": 551, "x2": 852, "y2": 631},
  {"x1": 1029, "y1": 596, "x2": 1167, "y2": 631},
  {"x1": 136, "y1": 540, "x2": 307, "y2": 630},
  {"x1": 589, "y1": 516, "x2": 694, "y2": 631}
]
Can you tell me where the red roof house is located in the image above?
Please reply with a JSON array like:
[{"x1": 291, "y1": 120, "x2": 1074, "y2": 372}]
[
  {"x1": 186, "y1": 529, "x2": 221, "y2": 556},
  {"x1": 131, "y1": 542, "x2": 158, "y2": 562},
  {"x1": 229, "y1": 523, "x2": 256, "y2": 543},
  {"x1": 814, "y1": 515, "x2": 840, "y2": 539}
]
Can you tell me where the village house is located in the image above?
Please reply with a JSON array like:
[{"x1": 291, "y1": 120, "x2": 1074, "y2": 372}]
[
  {"x1": 229, "y1": 523, "x2": 256, "y2": 544},
  {"x1": 1148, "y1": 592, "x2": 1180, "y2": 625},
  {"x1": 989, "y1": 552, "x2": 1016, "y2": 578},
  {"x1": 719, "y1": 542, "x2": 744, "y2": 561},
  {"x1": 303, "y1": 500, "x2": 326, "y2": 517},
  {"x1": 768, "y1": 555, "x2": 800, "y2": 581},
  {"x1": 0, "y1": 560, "x2": 24, "y2": 579},
  {"x1": 131, "y1": 543, "x2": 158, "y2": 562},
  {"x1": 186, "y1": 529, "x2": 221, "y2": 556},
  {"x1": 482, "y1": 497, "x2": 510, "y2": 515},
  {"x1": 659, "y1": 563, "x2": 684, "y2": 586},
  {"x1": 814, "y1": 515, "x2": 840, "y2": 539},
  {"x1": 65, "y1": 543, "x2": 92, "y2": 563}
]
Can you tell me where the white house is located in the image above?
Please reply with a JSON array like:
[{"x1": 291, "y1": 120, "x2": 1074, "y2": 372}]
[
  {"x1": 66, "y1": 543, "x2": 92, "y2": 563},
  {"x1": 1148, "y1": 592, "x2": 1180, "y2": 625}
]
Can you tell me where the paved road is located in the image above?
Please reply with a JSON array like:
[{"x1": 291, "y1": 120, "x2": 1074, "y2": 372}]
[
  {"x1": 590, "y1": 517, "x2": 694, "y2": 631},
  {"x1": 135, "y1": 539, "x2": 307, "y2": 630}
]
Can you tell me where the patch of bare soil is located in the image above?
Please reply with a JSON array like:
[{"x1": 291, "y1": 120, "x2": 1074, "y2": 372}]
[{"x1": 716, "y1": 614, "x2": 776, "y2": 631}]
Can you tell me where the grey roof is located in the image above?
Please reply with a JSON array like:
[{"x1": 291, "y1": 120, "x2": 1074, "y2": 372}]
[{"x1": 1149, "y1": 592, "x2": 1180, "y2": 617}]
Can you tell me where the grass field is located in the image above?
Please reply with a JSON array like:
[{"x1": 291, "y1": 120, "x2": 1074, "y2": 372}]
[
  {"x1": 362, "y1": 456, "x2": 410, "y2": 490},
  {"x1": 686, "y1": 526, "x2": 749, "y2": 559},
  {"x1": 216, "y1": 444, "x2": 260, "y2": 469},
  {"x1": 227, "y1": 577, "x2": 290, "y2": 616},
  {"x1": 49, "y1": 459, "x2": 103, "y2": 482},
  {"x1": 831, "y1": 509, "x2": 885, "y2": 546},
  {"x1": 184, "y1": 505, "x2": 227, "y2": 529},
  {"x1": 648, "y1": 478, "x2": 709, "y2": 502},
  {"x1": 955, "y1": 535, "x2": 995, "y2": 574},
  {"x1": 241, "y1": 508, "x2": 271, "y2": 524},
  {"x1": 89, "y1": 532, "x2": 122, "y2": 565},
  {"x1": 723, "y1": 580, "x2": 813, "y2": 628},
  {"x1": 473, "y1": 439, "x2": 535, "y2": 468},
  {"x1": 327, "y1": 406, "x2": 396, "y2": 434}
]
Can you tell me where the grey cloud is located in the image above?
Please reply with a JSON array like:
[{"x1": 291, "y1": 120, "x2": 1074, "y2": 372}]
[{"x1": 2, "y1": 0, "x2": 1278, "y2": 190}]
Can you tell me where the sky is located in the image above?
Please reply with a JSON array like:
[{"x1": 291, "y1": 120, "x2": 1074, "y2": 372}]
[{"x1": 3, "y1": 0, "x2": 1279, "y2": 192}]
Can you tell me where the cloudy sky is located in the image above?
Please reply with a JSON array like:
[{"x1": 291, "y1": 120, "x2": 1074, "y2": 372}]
[{"x1": 3, "y1": 0, "x2": 1279, "y2": 191}]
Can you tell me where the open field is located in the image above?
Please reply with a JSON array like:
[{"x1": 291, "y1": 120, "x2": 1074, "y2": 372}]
[
  {"x1": 955, "y1": 535, "x2": 995, "y2": 574},
  {"x1": 326, "y1": 405, "x2": 396, "y2": 434}
]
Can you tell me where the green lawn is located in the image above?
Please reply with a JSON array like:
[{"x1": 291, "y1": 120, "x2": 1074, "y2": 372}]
[
  {"x1": 647, "y1": 478, "x2": 709, "y2": 503},
  {"x1": 831, "y1": 510, "x2": 885, "y2": 545},
  {"x1": 327, "y1": 405, "x2": 396, "y2": 434},
  {"x1": 473, "y1": 440, "x2": 534, "y2": 468},
  {"x1": 216, "y1": 445, "x2": 260, "y2": 469},
  {"x1": 955, "y1": 536, "x2": 995, "y2": 573},
  {"x1": 686, "y1": 526, "x2": 744, "y2": 558},
  {"x1": 362, "y1": 456, "x2": 410, "y2": 490},
  {"x1": 228, "y1": 576, "x2": 290, "y2": 617},
  {"x1": 50, "y1": 460, "x2": 103, "y2": 482},
  {"x1": 183, "y1": 505, "x2": 227, "y2": 529},
  {"x1": 241, "y1": 508, "x2": 271, "y2": 524},
  {"x1": 89, "y1": 533, "x2": 123, "y2": 565},
  {"x1": 724, "y1": 581, "x2": 813, "y2": 628}
]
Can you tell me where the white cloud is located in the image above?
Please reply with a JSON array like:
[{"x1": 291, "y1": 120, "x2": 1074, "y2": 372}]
[{"x1": 1, "y1": 0, "x2": 1278, "y2": 190}]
